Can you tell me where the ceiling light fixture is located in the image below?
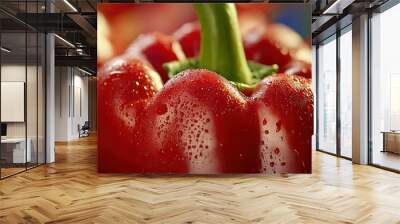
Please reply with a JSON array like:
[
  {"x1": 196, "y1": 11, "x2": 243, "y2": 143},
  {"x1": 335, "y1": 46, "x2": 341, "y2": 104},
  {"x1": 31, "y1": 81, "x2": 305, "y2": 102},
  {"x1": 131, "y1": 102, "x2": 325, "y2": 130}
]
[
  {"x1": 78, "y1": 67, "x2": 93, "y2": 76},
  {"x1": 1, "y1": 47, "x2": 11, "y2": 53},
  {"x1": 63, "y1": 0, "x2": 78, "y2": 12},
  {"x1": 322, "y1": 0, "x2": 355, "y2": 15},
  {"x1": 322, "y1": 0, "x2": 343, "y2": 15},
  {"x1": 54, "y1": 34, "x2": 75, "y2": 48}
]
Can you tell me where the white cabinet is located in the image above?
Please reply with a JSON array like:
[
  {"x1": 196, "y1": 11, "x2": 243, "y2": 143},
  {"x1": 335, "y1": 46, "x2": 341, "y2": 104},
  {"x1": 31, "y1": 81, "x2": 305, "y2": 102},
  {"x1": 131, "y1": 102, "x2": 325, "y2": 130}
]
[{"x1": 1, "y1": 138, "x2": 32, "y2": 163}]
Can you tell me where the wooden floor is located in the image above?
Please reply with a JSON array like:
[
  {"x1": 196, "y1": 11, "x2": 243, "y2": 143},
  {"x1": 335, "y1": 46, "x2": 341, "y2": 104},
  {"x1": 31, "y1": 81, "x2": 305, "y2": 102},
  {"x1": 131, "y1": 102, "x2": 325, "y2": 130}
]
[
  {"x1": 1, "y1": 135, "x2": 400, "y2": 223},
  {"x1": 1, "y1": 167, "x2": 26, "y2": 178},
  {"x1": 372, "y1": 150, "x2": 400, "y2": 171}
]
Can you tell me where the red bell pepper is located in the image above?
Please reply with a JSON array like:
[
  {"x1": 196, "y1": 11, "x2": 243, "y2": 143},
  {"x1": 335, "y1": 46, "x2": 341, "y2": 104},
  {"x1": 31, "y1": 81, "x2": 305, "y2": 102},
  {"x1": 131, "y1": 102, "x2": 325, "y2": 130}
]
[
  {"x1": 283, "y1": 60, "x2": 312, "y2": 79},
  {"x1": 171, "y1": 21, "x2": 312, "y2": 78},
  {"x1": 173, "y1": 22, "x2": 201, "y2": 58},
  {"x1": 126, "y1": 32, "x2": 185, "y2": 83},
  {"x1": 98, "y1": 3, "x2": 313, "y2": 173}
]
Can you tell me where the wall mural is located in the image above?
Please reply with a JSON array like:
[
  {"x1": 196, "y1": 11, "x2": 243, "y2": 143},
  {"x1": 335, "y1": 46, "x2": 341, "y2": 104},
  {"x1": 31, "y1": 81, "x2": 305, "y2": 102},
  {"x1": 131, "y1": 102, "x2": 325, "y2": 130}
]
[{"x1": 97, "y1": 3, "x2": 313, "y2": 174}]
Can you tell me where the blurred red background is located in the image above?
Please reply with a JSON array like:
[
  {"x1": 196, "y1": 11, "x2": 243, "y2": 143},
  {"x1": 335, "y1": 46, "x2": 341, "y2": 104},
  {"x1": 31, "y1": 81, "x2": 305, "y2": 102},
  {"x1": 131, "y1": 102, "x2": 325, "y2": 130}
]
[{"x1": 97, "y1": 4, "x2": 309, "y2": 66}]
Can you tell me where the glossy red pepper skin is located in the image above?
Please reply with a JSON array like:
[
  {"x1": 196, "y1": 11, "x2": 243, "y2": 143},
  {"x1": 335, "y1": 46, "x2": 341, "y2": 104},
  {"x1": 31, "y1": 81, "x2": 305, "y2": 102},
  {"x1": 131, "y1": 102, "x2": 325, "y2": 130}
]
[
  {"x1": 140, "y1": 69, "x2": 261, "y2": 173},
  {"x1": 99, "y1": 59, "x2": 312, "y2": 173},
  {"x1": 252, "y1": 74, "x2": 313, "y2": 173},
  {"x1": 97, "y1": 55, "x2": 163, "y2": 172}
]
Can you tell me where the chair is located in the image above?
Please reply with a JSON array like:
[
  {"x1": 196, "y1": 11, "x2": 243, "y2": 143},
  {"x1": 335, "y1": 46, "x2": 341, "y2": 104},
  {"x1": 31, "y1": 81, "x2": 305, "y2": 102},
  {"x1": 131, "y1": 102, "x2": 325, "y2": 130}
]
[{"x1": 79, "y1": 121, "x2": 90, "y2": 138}]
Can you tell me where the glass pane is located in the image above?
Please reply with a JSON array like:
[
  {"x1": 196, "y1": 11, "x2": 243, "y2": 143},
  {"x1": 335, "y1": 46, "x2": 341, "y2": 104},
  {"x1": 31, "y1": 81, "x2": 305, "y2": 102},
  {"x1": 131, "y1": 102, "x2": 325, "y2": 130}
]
[
  {"x1": 371, "y1": 4, "x2": 400, "y2": 171},
  {"x1": 312, "y1": 45, "x2": 317, "y2": 151},
  {"x1": 27, "y1": 31, "x2": 38, "y2": 169},
  {"x1": 38, "y1": 32, "x2": 45, "y2": 165},
  {"x1": 339, "y1": 29, "x2": 352, "y2": 158},
  {"x1": 318, "y1": 37, "x2": 337, "y2": 154},
  {"x1": 1, "y1": 30, "x2": 27, "y2": 177}
]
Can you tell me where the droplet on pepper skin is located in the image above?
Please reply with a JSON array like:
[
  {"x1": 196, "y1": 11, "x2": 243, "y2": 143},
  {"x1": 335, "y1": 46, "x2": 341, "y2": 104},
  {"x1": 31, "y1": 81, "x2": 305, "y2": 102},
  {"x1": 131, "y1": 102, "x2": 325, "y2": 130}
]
[
  {"x1": 262, "y1": 118, "x2": 267, "y2": 126},
  {"x1": 156, "y1": 103, "x2": 168, "y2": 115},
  {"x1": 276, "y1": 120, "x2": 282, "y2": 133}
]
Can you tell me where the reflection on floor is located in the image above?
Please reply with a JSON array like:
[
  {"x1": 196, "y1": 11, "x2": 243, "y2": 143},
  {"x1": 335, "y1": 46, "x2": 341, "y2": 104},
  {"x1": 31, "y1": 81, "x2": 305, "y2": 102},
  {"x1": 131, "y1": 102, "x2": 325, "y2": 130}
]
[
  {"x1": 373, "y1": 150, "x2": 400, "y2": 171},
  {"x1": 1, "y1": 167, "x2": 25, "y2": 178},
  {"x1": 1, "y1": 135, "x2": 400, "y2": 223},
  {"x1": 0, "y1": 163, "x2": 42, "y2": 178}
]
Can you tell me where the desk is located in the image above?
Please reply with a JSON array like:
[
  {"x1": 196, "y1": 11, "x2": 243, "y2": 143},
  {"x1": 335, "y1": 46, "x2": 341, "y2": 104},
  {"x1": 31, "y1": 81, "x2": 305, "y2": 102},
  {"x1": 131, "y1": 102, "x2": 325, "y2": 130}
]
[
  {"x1": 1, "y1": 138, "x2": 31, "y2": 163},
  {"x1": 382, "y1": 131, "x2": 400, "y2": 154}
]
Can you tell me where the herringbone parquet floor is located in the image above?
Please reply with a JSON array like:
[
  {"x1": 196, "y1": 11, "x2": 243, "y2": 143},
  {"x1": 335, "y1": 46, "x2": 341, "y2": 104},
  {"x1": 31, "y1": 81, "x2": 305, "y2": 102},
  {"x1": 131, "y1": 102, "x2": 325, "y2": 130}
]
[{"x1": 1, "y1": 135, "x2": 400, "y2": 224}]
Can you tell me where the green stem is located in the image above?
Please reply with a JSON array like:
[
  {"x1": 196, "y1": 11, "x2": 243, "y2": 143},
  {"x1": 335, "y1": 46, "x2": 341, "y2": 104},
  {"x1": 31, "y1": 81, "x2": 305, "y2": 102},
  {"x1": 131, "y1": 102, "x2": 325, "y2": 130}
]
[{"x1": 194, "y1": 3, "x2": 253, "y2": 85}]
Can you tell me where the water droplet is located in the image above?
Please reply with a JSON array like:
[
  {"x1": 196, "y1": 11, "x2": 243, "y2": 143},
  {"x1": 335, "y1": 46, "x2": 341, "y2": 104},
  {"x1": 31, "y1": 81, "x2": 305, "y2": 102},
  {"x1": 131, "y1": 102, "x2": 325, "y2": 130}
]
[
  {"x1": 262, "y1": 119, "x2": 267, "y2": 126},
  {"x1": 156, "y1": 104, "x2": 168, "y2": 115},
  {"x1": 276, "y1": 120, "x2": 282, "y2": 133}
]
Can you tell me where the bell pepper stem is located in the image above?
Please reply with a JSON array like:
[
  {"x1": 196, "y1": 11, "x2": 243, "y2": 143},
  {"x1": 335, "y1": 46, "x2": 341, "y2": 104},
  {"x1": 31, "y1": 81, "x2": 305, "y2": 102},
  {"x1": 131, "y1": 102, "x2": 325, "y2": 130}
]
[{"x1": 194, "y1": 3, "x2": 253, "y2": 85}]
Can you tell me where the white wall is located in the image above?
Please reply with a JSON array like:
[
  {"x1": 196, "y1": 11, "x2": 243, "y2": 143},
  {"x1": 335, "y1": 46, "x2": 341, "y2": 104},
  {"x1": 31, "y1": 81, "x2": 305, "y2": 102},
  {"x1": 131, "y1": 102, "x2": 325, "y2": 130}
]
[
  {"x1": 55, "y1": 66, "x2": 70, "y2": 141},
  {"x1": 54, "y1": 67, "x2": 89, "y2": 141}
]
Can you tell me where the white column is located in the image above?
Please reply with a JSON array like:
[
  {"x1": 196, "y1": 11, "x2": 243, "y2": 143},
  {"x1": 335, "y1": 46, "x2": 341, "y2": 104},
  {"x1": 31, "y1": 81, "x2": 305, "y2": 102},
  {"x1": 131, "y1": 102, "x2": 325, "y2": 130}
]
[
  {"x1": 352, "y1": 14, "x2": 369, "y2": 164},
  {"x1": 46, "y1": 32, "x2": 55, "y2": 163},
  {"x1": 45, "y1": 0, "x2": 56, "y2": 163}
]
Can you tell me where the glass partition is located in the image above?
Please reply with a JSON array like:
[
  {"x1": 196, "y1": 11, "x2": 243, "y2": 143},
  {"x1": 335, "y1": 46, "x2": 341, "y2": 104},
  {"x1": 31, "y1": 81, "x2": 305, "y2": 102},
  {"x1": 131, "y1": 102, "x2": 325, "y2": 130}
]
[
  {"x1": 27, "y1": 31, "x2": 38, "y2": 169},
  {"x1": 317, "y1": 35, "x2": 337, "y2": 154},
  {"x1": 0, "y1": 1, "x2": 46, "y2": 179},
  {"x1": 1, "y1": 30, "x2": 28, "y2": 177},
  {"x1": 370, "y1": 3, "x2": 400, "y2": 171},
  {"x1": 38, "y1": 32, "x2": 45, "y2": 165},
  {"x1": 339, "y1": 27, "x2": 352, "y2": 158}
]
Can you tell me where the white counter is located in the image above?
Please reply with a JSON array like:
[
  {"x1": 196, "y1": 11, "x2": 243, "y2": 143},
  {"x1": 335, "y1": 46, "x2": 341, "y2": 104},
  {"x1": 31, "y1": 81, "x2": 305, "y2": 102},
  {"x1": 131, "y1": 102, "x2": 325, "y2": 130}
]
[{"x1": 1, "y1": 138, "x2": 32, "y2": 163}]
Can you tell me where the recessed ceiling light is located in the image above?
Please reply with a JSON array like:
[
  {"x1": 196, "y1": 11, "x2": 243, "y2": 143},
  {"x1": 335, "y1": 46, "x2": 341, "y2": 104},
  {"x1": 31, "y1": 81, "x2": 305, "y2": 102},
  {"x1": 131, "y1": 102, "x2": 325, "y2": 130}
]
[
  {"x1": 322, "y1": 0, "x2": 355, "y2": 15},
  {"x1": 1, "y1": 47, "x2": 11, "y2": 53},
  {"x1": 63, "y1": 0, "x2": 78, "y2": 12},
  {"x1": 54, "y1": 34, "x2": 75, "y2": 48},
  {"x1": 78, "y1": 67, "x2": 93, "y2": 76}
]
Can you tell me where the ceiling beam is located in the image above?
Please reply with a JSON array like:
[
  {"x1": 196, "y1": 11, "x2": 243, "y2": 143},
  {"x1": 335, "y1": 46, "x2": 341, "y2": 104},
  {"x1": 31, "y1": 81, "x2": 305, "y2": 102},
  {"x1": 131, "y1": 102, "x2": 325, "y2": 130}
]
[{"x1": 55, "y1": 55, "x2": 96, "y2": 69}]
